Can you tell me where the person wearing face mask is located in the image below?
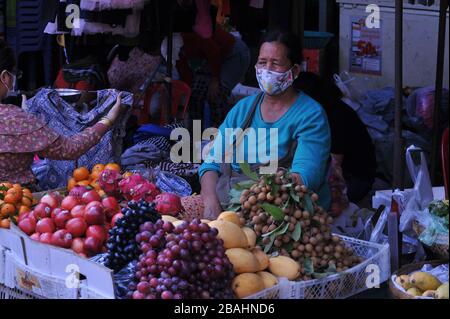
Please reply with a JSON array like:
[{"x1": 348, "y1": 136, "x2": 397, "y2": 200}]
[
  {"x1": 196, "y1": 30, "x2": 331, "y2": 220},
  {"x1": 0, "y1": 40, "x2": 124, "y2": 187}
]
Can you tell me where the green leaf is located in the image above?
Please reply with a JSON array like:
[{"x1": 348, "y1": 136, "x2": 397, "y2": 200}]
[
  {"x1": 283, "y1": 241, "x2": 294, "y2": 253},
  {"x1": 261, "y1": 203, "x2": 285, "y2": 221},
  {"x1": 233, "y1": 180, "x2": 255, "y2": 191},
  {"x1": 290, "y1": 188, "x2": 300, "y2": 203},
  {"x1": 291, "y1": 222, "x2": 302, "y2": 241},
  {"x1": 303, "y1": 193, "x2": 314, "y2": 214},
  {"x1": 261, "y1": 222, "x2": 287, "y2": 238},
  {"x1": 303, "y1": 258, "x2": 314, "y2": 275},
  {"x1": 239, "y1": 162, "x2": 258, "y2": 181},
  {"x1": 264, "y1": 234, "x2": 276, "y2": 253},
  {"x1": 0, "y1": 186, "x2": 8, "y2": 192},
  {"x1": 270, "y1": 184, "x2": 280, "y2": 197}
]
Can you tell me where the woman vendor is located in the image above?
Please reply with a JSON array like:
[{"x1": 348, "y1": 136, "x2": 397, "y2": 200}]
[
  {"x1": 0, "y1": 40, "x2": 123, "y2": 187},
  {"x1": 198, "y1": 30, "x2": 331, "y2": 219}
]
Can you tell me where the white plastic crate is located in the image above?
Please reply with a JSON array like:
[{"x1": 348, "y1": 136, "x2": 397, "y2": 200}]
[
  {"x1": 0, "y1": 246, "x2": 5, "y2": 285},
  {"x1": 285, "y1": 235, "x2": 390, "y2": 299},
  {"x1": 245, "y1": 278, "x2": 290, "y2": 299}
]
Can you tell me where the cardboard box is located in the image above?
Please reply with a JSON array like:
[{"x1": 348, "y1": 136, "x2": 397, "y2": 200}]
[
  {"x1": 7, "y1": 224, "x2": 115, "y2": 299},
  {"x1": 0, "y1": 228, "x2": 26, "y2": 264}
]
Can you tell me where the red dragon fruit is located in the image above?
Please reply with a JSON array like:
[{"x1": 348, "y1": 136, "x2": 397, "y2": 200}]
[
  {"x1": 69, "y1": 185, "x2": 89, "y2": 200},
  {"x1": 98, "y1": 169, "x2": 122, "y2": 197},
  {"x1": 154, "y1": 193, "x2": 183, "y2": 217},
  {"x1": 119, "y1": 174, "x2": 160, "y2": 202}
]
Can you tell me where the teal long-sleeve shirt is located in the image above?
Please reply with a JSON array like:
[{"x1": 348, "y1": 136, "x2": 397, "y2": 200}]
[{"x1": 198, "y1": 92, "x2": 331, "y2": 209}]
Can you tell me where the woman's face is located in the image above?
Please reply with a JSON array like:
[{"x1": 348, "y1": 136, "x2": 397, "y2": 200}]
[{"x1": 256, "y1": 41, "x2": 295, "y2": 73}]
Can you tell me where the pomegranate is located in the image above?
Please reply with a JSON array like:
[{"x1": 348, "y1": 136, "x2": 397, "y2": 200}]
[
  {"x1": 39, "y1": 233, "x2": 53, "y2": 244},
  {"x1": 84, "y1": 206, "x2": 106, "y2": 225},
  {"x1": 51, "y1": 207, "x2": 63, "y2": 220},
  {"x1": 54, "y1": 210, "x2": 72, "y2": 229},
  {"x1": 154, "y1": 193, "x2": 183, "y2": 217},
  {"x1": 61, "y1": 196, "x2": 80, "y2": 211},
  {"x1": 102, "y1": 197, "x2": 119, "y2": 219},
  {"x1": 51, "y1": 230, "x2": 73, "y2": 248},
  {"x1": 66, "y1": 218, "x2": 88, "y2": 237},
  {"x1": 85, "y1": 201, "x2": 103, "y2": 211},
  {"x1": 86, "y1": 225, "x2": 107, "y2": 243},
  {"x1": 36, "y1": 218, "x2": 56, "y2": 234},
  {"x1": 30, "y1": 233, "x2": 41, "y2": 241},
  {"x1": 84, "y1": 236, "x2": 102, "y2": 256},
  {"x1": 71, "y1": 238, "x2": 85, "y2": 254},
  {"x1": 70, "y1": 205, "x2": 86, "y2": 218},
  {"x1": 34, "y1": 203, "x2": 52, "y2": 219},
  {"x1": 81, "y1": 190, "x2": 102, "y2": 205},
  {"x1": 19, "y1": 218, "x2": 36, "y2": 235},
  {"x1": 40, "y1": 194, "x2": 59, "y2": 210}
]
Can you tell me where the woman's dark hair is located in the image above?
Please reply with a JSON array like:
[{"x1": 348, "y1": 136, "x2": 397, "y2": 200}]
[
  {"x1": 0, "y1": 39, "x2": 16, "y2": 72},
  {"x1": 261, "y1": 29, "x2": 304, "y2": 66}
]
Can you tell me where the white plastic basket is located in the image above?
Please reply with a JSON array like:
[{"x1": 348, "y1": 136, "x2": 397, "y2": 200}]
[{"x1": 285, "y1": 235, "x2": 390, "y2": 299}]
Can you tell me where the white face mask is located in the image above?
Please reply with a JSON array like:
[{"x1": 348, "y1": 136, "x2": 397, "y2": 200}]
[
  {"x1": 1, "y1": 71, "x2": 17, "y2": 97},
  {"x1": 255, "y1": 66, "x2": 296, "y2": 96}
]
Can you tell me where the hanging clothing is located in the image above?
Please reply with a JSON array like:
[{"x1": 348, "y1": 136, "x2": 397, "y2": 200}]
[
  {"x1": 0, "y1": 104, "x2": 109, "y2": 185},
  {"x1": 26, "y1": 89, "x2": 132, "y2": 189},
  {"x1": 107, "y1": 47, "x2": 163, "y2": 94}
]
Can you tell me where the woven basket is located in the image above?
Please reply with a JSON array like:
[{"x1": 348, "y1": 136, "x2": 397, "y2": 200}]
[
  {"x1": 388, "y1": 260, "x2": 446, "y2": 299},
  {"x1": 413, "y1": 220, "x2": 449, "y2": 260}
]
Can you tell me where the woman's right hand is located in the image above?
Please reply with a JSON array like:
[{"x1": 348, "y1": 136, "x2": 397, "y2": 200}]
[
  {"x1": 105, "y1": 93, "x2": 124, "y2": 123},
  {"x1": 202, "y1": 194, "x2": 223, "y2": 220}
]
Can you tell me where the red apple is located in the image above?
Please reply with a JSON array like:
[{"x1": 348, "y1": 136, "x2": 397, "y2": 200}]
[
  {"x1": 84, "y1": 206, "x2": 106, "y2": 225},
  {"x1": 34, "y1": 203, "x2": 52, "y2": 219},
  {"x1": 66, "y1": 218, "x2": 88, "y2": 237},
  {"x1": 19, "y1": 218, "x2": 36, "y2": 235},
  {"x1": 30, "y1": 233, "x2": 41, "y2": 241},
  {"x1": 71, "y1": 238, "x2": 85, "y2": 254},
  {"x1": 61, "y1": 196, "x2": 80, "y2": 211},
  {"x1": 39, "y1": 232, "x2": 53, "y2": 244},
  {"x1": 84, "y1": 236, "x2": 102, "y2": 256},
  {"x1": 81, "y1": 190, "x2": 102, "y2": 205},
  {"x1": 36, "y1": 218, "x2": 56, "y2": 234},
  {"x1": 86, "y1": 225, "x2": 107, "y2": 243},
  {"x1": 51, "y1": 230, "x2": 73, "y2": 248},
  {"x1": 111, "y1": 213, "x2": 123, "y2": 228},
  {"x1": 71, "y1": 205, "x2": 86, "y2": 218},
  {"x1": 40, "y1": 194, "x2": 59, "y2": 210},
  {"x1": 54, "y1": 210, "x2": 72, "y2": 229}
]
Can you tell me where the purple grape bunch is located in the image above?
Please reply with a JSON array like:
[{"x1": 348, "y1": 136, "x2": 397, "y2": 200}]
[{"x1": 128, "y1": 218, "x2": 235, "y2": 299}]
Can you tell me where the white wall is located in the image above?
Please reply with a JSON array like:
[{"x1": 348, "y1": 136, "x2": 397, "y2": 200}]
[{"x1": 337, "y1": 0, "x2": 449, "y2": 92}]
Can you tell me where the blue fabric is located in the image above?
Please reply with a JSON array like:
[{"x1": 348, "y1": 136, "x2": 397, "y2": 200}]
[{"x1": 199, "y1": 92, "x2": 331, "y2": 208}]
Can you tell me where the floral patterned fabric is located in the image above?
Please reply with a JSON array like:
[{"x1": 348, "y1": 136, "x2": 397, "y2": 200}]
[{"x1": 0, "y1": 103, "x2": 109, "y2": 184}]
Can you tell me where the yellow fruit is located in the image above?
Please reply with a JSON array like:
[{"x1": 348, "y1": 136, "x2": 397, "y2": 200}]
[
  {"x1": 268, "y1": 256, "x2": 301, "y2": 280},
  {"x1": 395, "y1": 275, "x2": 413, "y2": 290},
  {"x1": 406, "y1": 287, "x2": 422, "y2": 297},
  {"x1": 409, "y1": 272, "x2": 441, "y2": 291},
  {"x1": 435, "y1": 282, "x2": 449, "y2": 299},
  {"x1": 242, "y1": 227, "x2": 256, "y2": 250},
  {"x1": 200, "y1": 219, "x2": 211, "y2": 224},
  {"x1": 225, "y1": 248, "x2": 260, "y2": 274},
  {"x1": 232, "y1": 273, "x2": 265, "y2": 299},
  {"x1": 422, "y1": 290, "x2": 436, "y2": 298},
  {"x1": 257, "y1": 271, "x2": 278, "y2": 289},
  {"x1": 217, "y1": 211, "x2": 242, "y2": 226},
  {"x1": 172, "y1": 220, "x2": 185, "y2": 227},
  {"x1": 161, "y1": 215, "x2": 180, "y2": 223},
  {"x1": 252, "y1": 248, "x2": 269, "y2": 271},
  {"x1": 209, "y1": 220, "x2": 248, "y2": 249}
]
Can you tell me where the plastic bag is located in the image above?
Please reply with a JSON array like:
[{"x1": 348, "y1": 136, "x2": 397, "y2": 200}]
[
  {"x1": 332, "y1": 203, "x2": 375, "y2": 241},
  {"x1": 114, "y1": 260, "x2": 137, "y2": 299},
  {"x1": 415, "y1": 209, "x2": 449, "y2": 246}
]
